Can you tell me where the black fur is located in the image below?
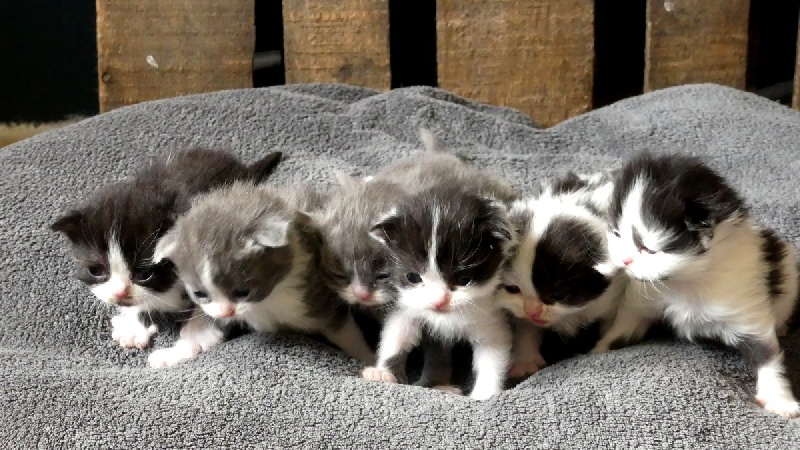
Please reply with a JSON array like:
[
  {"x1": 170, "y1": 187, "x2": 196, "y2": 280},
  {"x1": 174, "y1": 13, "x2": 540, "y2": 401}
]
[
  {"x1": 549, "y1": 172, "x2": 588, "y2": 195},
  {"x1": 532, "y1": 217, "x2": 611, "y2": 306},
  {"x1": 760, "y1": 228, "x2": 788, "y2": 300},
  {"x1": 609, "y1": 153, "x2": 745, "y2": 254},
  {"x1": 51, "y1": 148, "x2": 282, "y2": 295},
  {"x1": 371, "y1": 185, "x2": 511, "y2": 291}
]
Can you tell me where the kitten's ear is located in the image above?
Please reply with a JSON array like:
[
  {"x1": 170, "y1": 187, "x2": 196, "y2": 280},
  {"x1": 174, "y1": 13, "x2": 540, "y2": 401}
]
[
  {"x1": 684, "y1": 199, "x2": 714, "y2": 249},
  {"x1": 50, "y1": 210, "x2": 83, "y2": 240},
  {"x1": 152, "y1": 230, "x2": 177, "y2": 264},
  {"x1": 294, "y1": 211, "x2": 323, "y2": 251},
  {"x1": 419, "y1": 128, "x2": 448, "y2": 154},
  {"x1": 479, "y1": 199, "x2": 514, "y2": 242},
  {"x1": 369, "y1": 208, "x2": 402, "y2": 247},
  {"x1": 248, "y1": 217, "x2": 291, "y2": 251}
]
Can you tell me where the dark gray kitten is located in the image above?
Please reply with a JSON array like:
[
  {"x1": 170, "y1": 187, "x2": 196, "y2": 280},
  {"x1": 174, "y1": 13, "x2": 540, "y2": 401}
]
[
  {"x1": 51, "y1": 148, "x2": 282, "y2": 351},
  {"x1": 151, "y1": 182, "x2": 374, "y2": 367}
]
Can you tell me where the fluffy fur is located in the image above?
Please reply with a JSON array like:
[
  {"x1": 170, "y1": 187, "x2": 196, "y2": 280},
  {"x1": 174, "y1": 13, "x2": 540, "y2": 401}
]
[
  {"x1": 593, "y1": 153, "x2": 800, "y2": 418},
  {"x1": 497, "y1": 172, "x2": 626, "y2": 378},
  {"x1": 364, "y1": 183, "x2": 515, "y2": 400},
  {"x1": 151, "y1": 182, "x2": 374, "y2": 368},
  {"x1": 50, "y1": 148, "x2": 282, "y2": 349}
]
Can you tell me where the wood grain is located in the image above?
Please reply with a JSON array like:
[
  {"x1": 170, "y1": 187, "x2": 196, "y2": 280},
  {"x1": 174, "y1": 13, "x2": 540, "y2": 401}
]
[
  {"x1": 96, "y1": 0, "x2": 254, "y2": 112},
  {"x1": 282, "y1": 0, "x2": 390, "y2": 89},
  {"x1": 436, "y1": 0, "x2": 594, "y2": 127},
  {"x1": 645, "y1": 0, "x2": 750, "y2": 91},
  {"x1": 794, "y1": 17, "x2": 800, "y2": 110}
]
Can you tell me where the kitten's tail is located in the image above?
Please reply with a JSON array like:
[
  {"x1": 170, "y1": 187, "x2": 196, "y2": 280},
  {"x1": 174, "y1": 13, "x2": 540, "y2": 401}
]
[{"x1": 247, "y1": 151, "x2": 283, "y2": 184}]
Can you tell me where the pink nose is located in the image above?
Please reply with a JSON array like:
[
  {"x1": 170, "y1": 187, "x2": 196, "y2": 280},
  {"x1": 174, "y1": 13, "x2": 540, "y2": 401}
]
[
  {"x1": 524, "y1": 301, "x2": 543, "y2": 321},
  {"x1": 113, "y1": 285, "x2": 131, "y2": 300},
  {"x1": 622, "y1": 257, "x2": 634, "y2": 266},
  {"x1": 432, "y1": 293, "x2": 451, "y2": 311},
  {"x1": 218, "y1": 304, "x2": 235, "y2": 318},
  {"x1": 352, "y1": 285, "x2": 373, "y2": 302}
]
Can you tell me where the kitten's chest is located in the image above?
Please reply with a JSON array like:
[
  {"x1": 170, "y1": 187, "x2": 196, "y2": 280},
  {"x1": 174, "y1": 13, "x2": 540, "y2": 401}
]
[{"x1": 244, "y1": 279, "x2": 314, "y2": 332}]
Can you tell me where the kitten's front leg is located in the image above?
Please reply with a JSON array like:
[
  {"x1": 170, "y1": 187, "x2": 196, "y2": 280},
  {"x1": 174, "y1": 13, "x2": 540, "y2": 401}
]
[
  {"x1": 508, "y1": 319, "x2": 546, "y2": 378},
  {"x1": 590, "y1": 288, "x2": 656, "y2": 354},
  {"x1": 738, "y1": 333, "x2": 800, "y2": 418},
  {"x1": 321, "y1": 313, "x2": 375, "y2": 364},
  {"x1": 362, "y1": 311, "x2": 420, "y2": 384},
  {"x1": 468, "y1": 314, "x2": 512, "y2": 400},
  {"x1": 148, "y1": 313, "x2": 224, "y2": 368},
  {"x1": 110, "y1": 306, "x2": 157, "y2": 349},
  {"x1": 415, "y1": 336, "x2": 458, "y2": 393}
]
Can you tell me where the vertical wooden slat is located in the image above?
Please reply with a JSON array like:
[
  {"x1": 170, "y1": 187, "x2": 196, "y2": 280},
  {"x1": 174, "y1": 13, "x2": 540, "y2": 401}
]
[
  {"x1": 282, "y1": 0, "x2": 391, "y2": 90},
  {"x1": 794, "y1": 16, "x2": 800, "y2": 110},
  {"x1": 436, "y1": 0, "x2": 594, "y2": 127},
  {"x1": 96, "y1": 0, "x2": 254, "y2": 113},
  {"x1": 645, "y1": 0, "x2": 750, "y2": 92}
]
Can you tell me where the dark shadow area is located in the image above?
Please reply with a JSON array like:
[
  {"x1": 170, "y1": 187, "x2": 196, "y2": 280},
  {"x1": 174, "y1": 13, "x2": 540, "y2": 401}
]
[
  {"x1": 747, "y1": 1, "x2": 800, "y2": 104},
  {"x1": 593, "y1": 0, "x2": 647, "y2": 109},
  {"x1": 253, "y1": 0, "x2": 286, "y2": 88},
  {"x1": 389, "y1": 0, "x2": 438, "y2": 88},
  {"x1": 0, "y1": 0, "x2": 98, "y2": 122}
]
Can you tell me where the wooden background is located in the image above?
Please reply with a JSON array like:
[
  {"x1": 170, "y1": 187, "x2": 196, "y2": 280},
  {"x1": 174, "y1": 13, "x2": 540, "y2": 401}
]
[{"x1": 96, "y1": 0, "x2": 800, "y2": 126}]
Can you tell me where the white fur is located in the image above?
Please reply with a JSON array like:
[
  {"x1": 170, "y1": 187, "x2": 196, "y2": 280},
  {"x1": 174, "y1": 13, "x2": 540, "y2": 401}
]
[
  {"x1": 90, "y1": 238, "x2": 131, "y2": 304},
  {"x1": 597, "y1": 184, "x2": 799, "y2": 417},
  {"x1": 148, "y1": 314, "x2": 224, "y2": 368},
  {"x1": 110, "y1": 307, "x2": 158, "y2": 349}
]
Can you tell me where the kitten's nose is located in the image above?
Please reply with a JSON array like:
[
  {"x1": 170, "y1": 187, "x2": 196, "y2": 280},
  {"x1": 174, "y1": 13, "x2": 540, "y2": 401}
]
[
  {"x1": 432, "y1": 293, "x2": 451, "y2": 312},
  {"x1": 113, "y1": 285, "x2": 131, "y2": 300},
  {"x1": 218, "y1": 304, "x2": 235, "y2": 318},
  {"x1": 352, "y1": 285, "x2": 373, "y2": 302},
  {"x1": 524, "y1": 302, "x2": 545, "y2": 323},
  {"x1": 622, "y1": 257, "x2": 634, "y2": 266}
]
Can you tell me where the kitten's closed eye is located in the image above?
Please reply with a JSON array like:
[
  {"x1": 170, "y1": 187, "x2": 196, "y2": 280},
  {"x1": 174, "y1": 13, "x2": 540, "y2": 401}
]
[
  {"x1": 550, "y1": 291, "x2": 567, "y2": 301},
  {"x1": 610, "y1": 229, "x2": 621, "y2": 238},
  {"x1": 376, "y1": 272, "x2": 390, "y2": 280},
  {"x1": 132, "y1": 268, "x2": 154, "y2": 283},
  {"x1": 193, "y1": 290, "x2": 209, "y2": 300},
  {"x1": 504, "y1": 285, "x2": 521, "y2": 294},
  {"x1": 639, "y1": 246, "x2": 656, "y2": 255}
]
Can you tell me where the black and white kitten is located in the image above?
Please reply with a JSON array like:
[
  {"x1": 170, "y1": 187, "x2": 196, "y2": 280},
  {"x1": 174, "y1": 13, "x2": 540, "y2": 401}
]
[
  {"x1": 365, "y1": 183, "x2": 515, "y2": 400},
  {"x1": 593, "y1": 153, "x2": 799, "y2": 418},
  {"x1": 151, "y1": 182, "x2": 374, "y2": 367},
  {"x1": 497, "y1": 171, "x2": 626, "y2": 378},
  {"x1": 51, "y1": 148, "x2": 282, "y2": 350}
]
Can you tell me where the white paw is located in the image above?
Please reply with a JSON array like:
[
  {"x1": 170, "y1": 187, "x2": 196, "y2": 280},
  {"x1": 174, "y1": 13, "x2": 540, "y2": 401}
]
[
  {"x1": 147, "y1": 341, "x2": 200, "y2": 369},
  {"x1": 432, "y1": 385, "x2": 463, "y2": 395},
  {"x1": 508, "y1": 355, "x2": 546, "y2": 378},
  {"x1": 362, "y1": 366, "x2": 398, "y2": 383},
  {"x1": 111, "y1": 314, "x2": 157, "y2": 349},
  {"x1": 469, "y1": 385, "x2": 500, "y2": 401},
  {"x1": 756, "y1": 396, "x2": 800, "y2": 418}
]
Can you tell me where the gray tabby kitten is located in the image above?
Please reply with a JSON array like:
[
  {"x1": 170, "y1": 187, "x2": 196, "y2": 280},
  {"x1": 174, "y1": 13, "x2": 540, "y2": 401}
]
[{"x1": 150, "y1": 182, "x2": 374, "y2": 367}]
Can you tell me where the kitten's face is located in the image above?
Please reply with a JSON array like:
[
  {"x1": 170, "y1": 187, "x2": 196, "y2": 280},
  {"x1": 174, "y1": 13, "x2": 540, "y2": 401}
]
[
  {"x1": 370, "y1": 189, "x2": 511, "y2": 313},
  {"x1": 497, "y1": 198, "x2": 615, "y2": 327},
  {"x1": 154, "y1": 185, "x2": 297, "y2": 320},
  {"x1": 51, "y1": 183, "x2": 183, "y2": 309}
]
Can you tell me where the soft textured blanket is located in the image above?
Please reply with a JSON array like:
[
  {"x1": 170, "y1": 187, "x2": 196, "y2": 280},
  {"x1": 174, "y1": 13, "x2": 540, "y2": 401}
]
[{"x1": 2, "y1": 83, "x2": 800, "y2": 448}]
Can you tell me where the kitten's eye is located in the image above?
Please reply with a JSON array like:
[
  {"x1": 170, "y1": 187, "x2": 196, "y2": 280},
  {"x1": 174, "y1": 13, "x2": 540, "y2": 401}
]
[
  {"x1": 610, "y1": 229, "x2": 621, "y2": 238},
  {"x1": 454, "y1": 274, "x2": 472, "y2": 287},
  {"x1": 232, "y1": 288, "x2": 250, "y2": 299},
  {"x1": 133, "y1": 268, "x2": 154, "y2": 283},
  {"x1": 193, "y1": 290, "x2": 208, "y2": 299},
  {"x1": 504, "y1": 285, "x2": 521, "y2": 295},
  {"x1": 406, "y1": 273, "x2": 422, "y2": 284},
  {"x1": 640, "y1": 246, "x2": 656, "y2": 255},
  {"x1": 376, "y1": 273, "x2": 390, "y2": 281},
  {"x1": 88, "y1": 264, "x2": 107, "y2": 278},
  {"x1": 550, "y1": 291, "x2": 567, "y2": 301}
]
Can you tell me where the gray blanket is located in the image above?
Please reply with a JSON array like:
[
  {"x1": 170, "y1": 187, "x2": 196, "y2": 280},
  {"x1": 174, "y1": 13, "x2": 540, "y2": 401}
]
[{"x1": 2, "y1": 83, "x2": 800, "y2": 448}]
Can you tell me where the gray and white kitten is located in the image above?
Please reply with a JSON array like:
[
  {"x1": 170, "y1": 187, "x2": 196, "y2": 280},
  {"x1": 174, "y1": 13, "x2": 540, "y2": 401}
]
[
  {"x1": 594, "y1": 153, "x2": 799, "y2": 418},
  {"x1": 51, "y1": 148, "x2": 282, "y2": 350},
  {"x1": 150, "y1": 182, "x2": 374, "y2": 367},
  {"x1": 497, "y1": 171, "x2": 626, "y2": 378}
]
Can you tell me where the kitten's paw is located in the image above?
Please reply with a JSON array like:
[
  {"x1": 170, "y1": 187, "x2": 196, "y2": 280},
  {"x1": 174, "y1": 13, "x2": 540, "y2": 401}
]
[
  {"x1": 362, "y1": 366, "x2": 398, "y2": 383},
  {"x1": 589, "y1": 342, "x2": 610, "y2": 355},
  {"x1": 468, "y1": 385, "x2": 500, "y2": 401},
  {"x1": 756, "y1": 396, "x2": 800, "y2": 418},
  {"x1": 432, "y1": 385, "x2": 463, "y2": 395},
  {"x1": 147, "y1": 341, "x2": 201, "y2": 369},
  {"x1": 507, "y1": 356, "x2": 545, "y2": 378},
  {"x1": 111, "y1": 315, "x2": 157, "y2": 349}
]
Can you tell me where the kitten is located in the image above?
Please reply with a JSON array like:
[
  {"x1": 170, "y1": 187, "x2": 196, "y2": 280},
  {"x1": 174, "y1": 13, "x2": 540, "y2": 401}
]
[
  {"x1": 150, "y1": 182, "x2": 374, "y2": 368},
  {"x1": 51, "y1": 148, "x2": 282, "y2": 350},
  {"x1": 364, "y1": 183, "x2": 515, "y2": 400},
  {"x1": 497, "y1": 172, "x2": 626, "y2": 378},
  {"x1": 592, "y1": 153, "x2": 799, "y2": 418}
]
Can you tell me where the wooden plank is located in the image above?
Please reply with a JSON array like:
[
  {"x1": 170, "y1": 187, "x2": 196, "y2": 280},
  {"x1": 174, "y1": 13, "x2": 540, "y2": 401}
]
[
  {"x1": 794, "y1": 17, "x2": 800, "y2": 110},
  {"x1": 645, "y1": 0, "x2": 750, "y2": 92},
  {"x1": 282, "y1": 0, "x2": 390, "y2": 90},
  {"x1": 96, "y1": 0, "x2": 254, "y2": 113},
  {"x1": 436, "y1": 0, "x2": 594, "y2": 127}
]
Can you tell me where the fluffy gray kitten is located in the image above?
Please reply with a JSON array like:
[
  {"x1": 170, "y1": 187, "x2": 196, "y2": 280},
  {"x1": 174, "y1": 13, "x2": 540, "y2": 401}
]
[{"x1": 150, "y1": 182, "x2": 374, "y2": 367}]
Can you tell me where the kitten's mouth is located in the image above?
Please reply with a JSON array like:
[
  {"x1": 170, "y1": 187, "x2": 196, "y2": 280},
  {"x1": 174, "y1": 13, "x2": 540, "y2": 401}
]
[{"x1": 112, "y1": 298, "x2": 137, "y2": 307}]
